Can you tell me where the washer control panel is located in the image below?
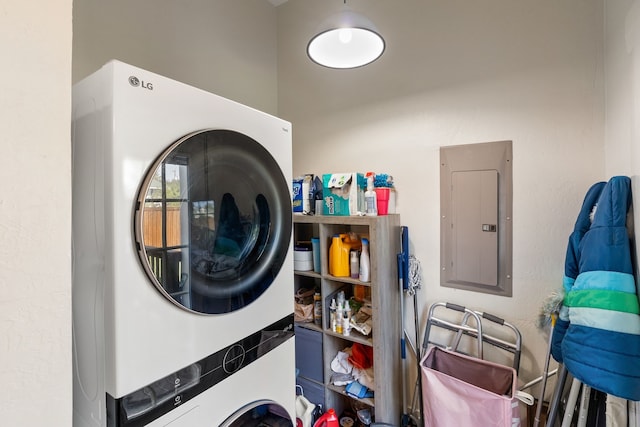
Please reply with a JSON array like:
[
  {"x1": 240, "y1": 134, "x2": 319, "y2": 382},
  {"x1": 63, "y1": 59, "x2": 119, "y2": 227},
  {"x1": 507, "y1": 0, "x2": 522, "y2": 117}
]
[{"x1": 106, "y1": 314, "x2": 294, "y2": 427}]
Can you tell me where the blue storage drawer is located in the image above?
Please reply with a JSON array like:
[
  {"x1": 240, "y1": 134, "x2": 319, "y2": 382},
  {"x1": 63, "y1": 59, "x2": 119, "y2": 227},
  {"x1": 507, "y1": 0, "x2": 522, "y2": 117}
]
[{"x1": 295, "y1": 325, "x2": 323, "y2": 383}]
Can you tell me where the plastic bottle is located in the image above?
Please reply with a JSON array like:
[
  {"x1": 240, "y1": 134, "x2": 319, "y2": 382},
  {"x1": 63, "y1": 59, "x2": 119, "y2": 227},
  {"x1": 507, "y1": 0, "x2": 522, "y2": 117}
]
[
  {"x1": 359, "y1": 238, "x2": 370, "y2": 282},
  {"x1": 337, "y1": 290, "x2": 345, "y2": 308},
  {"x1": 335, "y1": 304, "x2": 344, "y2": 335},
  {"x1": 313, "y1": 292, "x2": 322, "y2": 326},
  {"x1": 343, "y1": 303, "x2": 352, "y2": 336},
  {"x1": 329, "y1": 234, "x2": 361, "y2": 277},
  {"x1": 311, "y1": 237, "x2": 321, "y2": 273},
  {"x1": 313, "y1": 408, "x2": 339, "y2": 427},
  {"x1": 350, "y1": 250, "x2": 360, "y2": 279},
  {"x1": 364, "y1": 174, "x2": 377, "y2": 216},
  {"x1": 330, "y1": 298, "x2": 337, "y2": 332}
]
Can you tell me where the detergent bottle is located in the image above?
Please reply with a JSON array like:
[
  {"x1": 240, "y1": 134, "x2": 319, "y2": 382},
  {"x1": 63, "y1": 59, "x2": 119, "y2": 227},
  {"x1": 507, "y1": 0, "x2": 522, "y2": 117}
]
[
  {"x1": 313, "y1": 408, "x2": 339, "y2": 427},
  {"x1": 329, "y1": 233, "x2": 362, "y2": 277}
]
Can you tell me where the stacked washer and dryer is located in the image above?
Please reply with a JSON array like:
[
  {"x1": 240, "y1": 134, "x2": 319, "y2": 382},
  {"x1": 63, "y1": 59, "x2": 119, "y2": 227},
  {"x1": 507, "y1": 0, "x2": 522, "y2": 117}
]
[{"x1": 72, "y1": 61, "x2": 296, "y2": 426}]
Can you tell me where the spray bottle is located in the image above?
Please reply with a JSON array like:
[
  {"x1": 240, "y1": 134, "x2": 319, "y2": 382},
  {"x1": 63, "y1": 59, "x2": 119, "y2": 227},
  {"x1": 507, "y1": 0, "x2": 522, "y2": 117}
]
[
  {"x1": 343, "y1": 302, "x2": 352, "y2": 336},
  {"x1": 330, "y1": 298, "x2": 337, "y2": 332},
  {"x1": 335, "y1": 303, "x2": 344, "y2": 335},
  {"x1": 364, "y1": 173, "x2": 377, "y2": 216}
]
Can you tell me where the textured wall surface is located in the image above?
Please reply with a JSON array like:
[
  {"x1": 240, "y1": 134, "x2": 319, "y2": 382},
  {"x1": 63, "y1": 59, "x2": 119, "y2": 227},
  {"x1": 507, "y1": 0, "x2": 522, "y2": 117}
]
[
  {"x1": 73, "y1": 0, "x2": 279, "y2": 115},
  {"x1": 278, "y1": 0, "x2": 606, "y2": 402},
  {"x1": 0, "y1": 0, "x2": 73, "y2": 425}
]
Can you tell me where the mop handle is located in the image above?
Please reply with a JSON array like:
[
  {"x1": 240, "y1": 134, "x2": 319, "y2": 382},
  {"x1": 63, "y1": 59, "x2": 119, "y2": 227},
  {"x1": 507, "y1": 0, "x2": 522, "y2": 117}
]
[
  {"x1": 398, "y1": 253, "x2": 406, "y2": 359},
  {"x1": 533, "y1": 314, "x2": 556, "y2": 427}
]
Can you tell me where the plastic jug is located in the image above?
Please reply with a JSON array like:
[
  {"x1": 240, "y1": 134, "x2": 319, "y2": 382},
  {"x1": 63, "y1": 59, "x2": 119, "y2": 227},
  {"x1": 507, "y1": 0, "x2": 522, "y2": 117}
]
[
  {"x1": 295, "y1": 393, "x2": 316, "y2": 427},
  {"x1": 313, "y1": 408, "x2": 339, "y2": 427},
  {"x1": 329, "y1": 234, "x2": 361, "y2": 277}
]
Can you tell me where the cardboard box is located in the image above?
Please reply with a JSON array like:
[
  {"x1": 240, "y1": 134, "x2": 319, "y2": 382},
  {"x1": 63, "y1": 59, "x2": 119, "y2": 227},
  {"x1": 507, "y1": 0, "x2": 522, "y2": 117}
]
[
  {"x1": 292, "y1": 177, "x2": 304, "y2": 213},
  {"x1": 293, "y1": 174, "x2": 318, "y2": 213},
  {"x1": 322, "y1": 173, "x2": 365, "y2": 216}
]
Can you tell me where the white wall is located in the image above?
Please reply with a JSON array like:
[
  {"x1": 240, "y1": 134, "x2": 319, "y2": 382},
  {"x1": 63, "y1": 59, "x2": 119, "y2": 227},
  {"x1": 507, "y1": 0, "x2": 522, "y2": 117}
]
[
  {"x1": 605, "y1": 0, "x2": 640, "y2": 295},
  {"x1": 0, "y1": 0, "x2": 73, "y2": 425},
  {"x1": 73, "y1": 0, "x2": 280, "y2": 115},
  {"x1": 278, "y1": 0, "x2": 606, "y2": 400},
  {"x1": 605, "y1": 0, "x2": 640, "y2": 176}
]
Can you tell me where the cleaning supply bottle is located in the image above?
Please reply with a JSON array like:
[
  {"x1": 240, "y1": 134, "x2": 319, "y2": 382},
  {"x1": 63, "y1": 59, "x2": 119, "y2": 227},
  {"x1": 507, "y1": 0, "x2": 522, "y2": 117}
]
[
  {"x1": 364, "y1": 173, "x2": 377, "y2": 216},
  {"x1": 343, "y1": 303, "x2": 352, "y2": 336},
  {"x1": 359, "y1": 238, "x2": 370, "y2": 282},
  {"x1": 329, "y1": 233, "x2": 361, "y2": 277},
  {"x1": 350, "y1": 250, "x2": 360, "y2": 279},
  {"x1": 313, "y1": 408, "x2": 339, "y2": 427},
  {"x1": 330, "y1": 298, "x2": 337, "y2": 332},
  {"x1": 335, "y1": 303, "x2": 344, "y2": 335}
]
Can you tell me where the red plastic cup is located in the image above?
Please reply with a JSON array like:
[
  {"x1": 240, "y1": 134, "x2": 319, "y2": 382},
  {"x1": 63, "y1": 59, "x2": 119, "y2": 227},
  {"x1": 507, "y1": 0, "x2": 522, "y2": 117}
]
[{"x1": 375, "y1": 187, "x2": 390, "y2": 215}]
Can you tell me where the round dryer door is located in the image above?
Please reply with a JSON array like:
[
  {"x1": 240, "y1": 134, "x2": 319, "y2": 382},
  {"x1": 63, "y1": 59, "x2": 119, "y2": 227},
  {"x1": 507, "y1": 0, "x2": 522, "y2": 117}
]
[
  {"x1": 219, "y1": 400, "x2": 293, "y2": 426},
  {"x1": 134, "y1": 129, "x2": 292, "y2": 315}
]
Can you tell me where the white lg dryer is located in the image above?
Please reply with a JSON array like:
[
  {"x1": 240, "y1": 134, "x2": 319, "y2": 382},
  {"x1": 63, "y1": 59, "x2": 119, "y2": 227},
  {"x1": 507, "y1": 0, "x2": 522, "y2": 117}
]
[{"x1": 72, "y1": 60, "x2": 295, "y2": 426}]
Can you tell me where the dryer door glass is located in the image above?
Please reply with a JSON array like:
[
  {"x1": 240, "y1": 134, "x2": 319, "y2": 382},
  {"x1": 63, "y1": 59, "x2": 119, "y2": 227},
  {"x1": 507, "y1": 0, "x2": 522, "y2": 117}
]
[
  {"x1": 220, "y1": 400, "x2": 293, "y2": 426},
  {"x1": 134, "y1": 129, "x2": 291, "y2": 314}
]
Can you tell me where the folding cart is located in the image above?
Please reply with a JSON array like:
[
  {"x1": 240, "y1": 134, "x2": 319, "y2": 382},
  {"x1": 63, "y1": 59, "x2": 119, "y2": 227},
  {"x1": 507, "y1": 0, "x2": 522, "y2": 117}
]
[{"x1": 415, "y1": 302, "x2": 526, "y2": 427}]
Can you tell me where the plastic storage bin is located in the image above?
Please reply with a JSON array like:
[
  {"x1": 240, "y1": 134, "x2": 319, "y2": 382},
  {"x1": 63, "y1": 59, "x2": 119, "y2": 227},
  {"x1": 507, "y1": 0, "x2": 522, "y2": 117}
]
[
  {"x1": 295, "y1": 325, "x2": 323, "y2": 382},
  {"x1": 296, "y1": 376, "x2": 325, "y2": 409}
]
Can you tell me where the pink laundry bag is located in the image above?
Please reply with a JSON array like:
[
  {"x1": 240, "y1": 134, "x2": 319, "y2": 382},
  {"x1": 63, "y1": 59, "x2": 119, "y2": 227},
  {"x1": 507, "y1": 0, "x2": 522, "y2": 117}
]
[{"x1": 421, "y1": 346, "x2": 521, "y2": 427}]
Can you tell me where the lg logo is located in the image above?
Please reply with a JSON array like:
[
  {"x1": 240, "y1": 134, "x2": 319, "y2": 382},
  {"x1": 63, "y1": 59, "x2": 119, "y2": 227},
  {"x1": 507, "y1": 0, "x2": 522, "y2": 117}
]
[{"x1": 128, "y1": 75, "x2": 153, "y2": 90}]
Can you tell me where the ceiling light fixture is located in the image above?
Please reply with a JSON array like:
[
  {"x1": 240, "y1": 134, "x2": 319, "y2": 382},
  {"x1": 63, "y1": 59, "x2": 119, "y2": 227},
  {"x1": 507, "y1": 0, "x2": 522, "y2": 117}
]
[{"x1": 307, "y1": 1, "x2": 385, "y2": 69}]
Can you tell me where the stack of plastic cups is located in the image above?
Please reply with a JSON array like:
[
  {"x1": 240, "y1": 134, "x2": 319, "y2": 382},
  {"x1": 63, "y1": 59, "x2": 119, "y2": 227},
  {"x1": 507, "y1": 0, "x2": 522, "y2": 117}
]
[{"x1": 374, "y1": 188, "x2": 390, "y2": 215}]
